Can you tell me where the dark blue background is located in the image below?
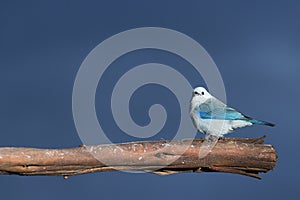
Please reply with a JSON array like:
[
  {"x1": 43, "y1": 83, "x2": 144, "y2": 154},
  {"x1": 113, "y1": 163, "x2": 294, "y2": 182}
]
[{"x1": 0, "y1": 0, "x2": 299, "y2": 199}]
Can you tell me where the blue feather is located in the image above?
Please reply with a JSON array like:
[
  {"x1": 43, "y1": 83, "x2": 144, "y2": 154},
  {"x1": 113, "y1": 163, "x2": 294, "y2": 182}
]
[
  {"x1": 248, "y1": 119, "x2": 275, "y2": 127},
  {"x1": 198, "y1": 108, "x2": 275, "y2": 127},
  {"x1": 197, "y1": 99, "x2": 275, "y2": 127},
  {"x1": 199, "y1": 108, "x2": 246, "y2": 120}
]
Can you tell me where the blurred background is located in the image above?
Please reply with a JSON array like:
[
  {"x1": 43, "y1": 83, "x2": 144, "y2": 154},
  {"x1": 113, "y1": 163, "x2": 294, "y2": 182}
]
[{"x1": 0, "y1": 0, "x2": 299, "y2": 199}]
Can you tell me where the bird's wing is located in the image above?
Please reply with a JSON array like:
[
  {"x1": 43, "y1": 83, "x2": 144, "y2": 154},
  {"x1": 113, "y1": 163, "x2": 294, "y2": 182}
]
[{"x1": 199, "y1": 98, "x2": 248, "y2": 120}]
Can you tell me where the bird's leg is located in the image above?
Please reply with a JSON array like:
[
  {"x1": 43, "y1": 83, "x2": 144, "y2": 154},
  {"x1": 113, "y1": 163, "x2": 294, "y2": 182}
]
[{"x1": 205, "y1": 134, "x2": 219, "y2": 142}]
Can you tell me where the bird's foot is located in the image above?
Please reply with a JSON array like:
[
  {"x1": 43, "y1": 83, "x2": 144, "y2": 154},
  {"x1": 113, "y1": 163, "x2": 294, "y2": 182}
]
[{"x1": 199, "y1": 135, "x2": 219, "y2": 159}]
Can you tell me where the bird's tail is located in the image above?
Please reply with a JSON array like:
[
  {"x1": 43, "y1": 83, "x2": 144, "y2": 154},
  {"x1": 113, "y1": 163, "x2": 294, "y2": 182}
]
[{"x1": 249, "y1": 119, "x2": 275, "y2": 127}]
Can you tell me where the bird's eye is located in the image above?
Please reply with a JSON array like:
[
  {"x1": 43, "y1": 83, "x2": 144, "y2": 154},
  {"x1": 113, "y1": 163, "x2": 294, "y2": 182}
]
[
  {"x1": 194, "y1": 91, "x2": 199, "y2": 95},
  {"x1": 201, "y1": 91, "x2": 204, "y2": 95}
]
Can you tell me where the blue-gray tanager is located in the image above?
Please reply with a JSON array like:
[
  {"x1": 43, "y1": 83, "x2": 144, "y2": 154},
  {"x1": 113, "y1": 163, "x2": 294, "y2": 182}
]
[{"x1": 190, "y1": 87, "x2": 274, "y2": 138}]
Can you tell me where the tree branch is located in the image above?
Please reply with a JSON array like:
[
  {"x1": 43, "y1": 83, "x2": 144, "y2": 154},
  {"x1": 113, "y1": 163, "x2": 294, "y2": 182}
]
[{"x1": 0, "y1": 136, "x2": 277, "y2": 179}]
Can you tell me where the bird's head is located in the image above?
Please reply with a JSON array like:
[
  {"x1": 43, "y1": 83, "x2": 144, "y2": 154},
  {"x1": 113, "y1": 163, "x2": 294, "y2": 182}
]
[{"x1": 191, "y1": 87, "x2": 212, "y2": 104}]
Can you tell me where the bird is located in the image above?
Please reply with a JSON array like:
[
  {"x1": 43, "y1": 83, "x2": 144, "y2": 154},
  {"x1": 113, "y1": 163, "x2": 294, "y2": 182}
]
[{"x1": 190, "y1": 87, "x2": 274, "y2": 138}]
